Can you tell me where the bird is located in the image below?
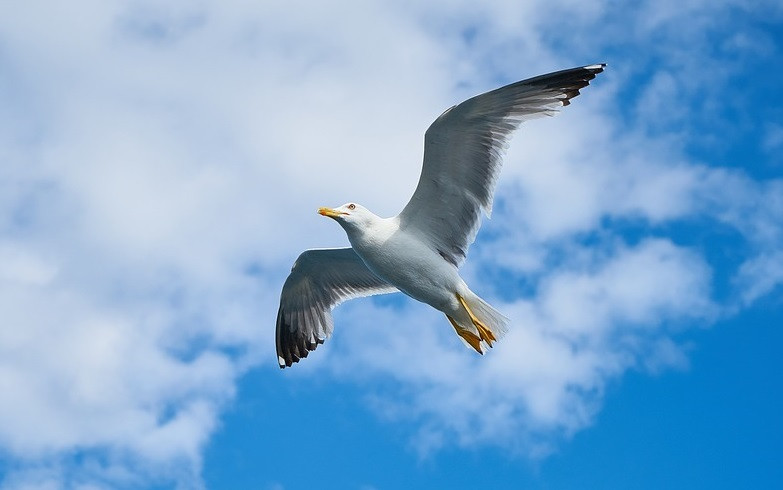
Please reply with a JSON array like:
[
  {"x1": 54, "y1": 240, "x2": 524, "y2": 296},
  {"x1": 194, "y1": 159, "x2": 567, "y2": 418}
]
[{"x1": 276, "y1": 63, "x2": 606, "y2": 368}]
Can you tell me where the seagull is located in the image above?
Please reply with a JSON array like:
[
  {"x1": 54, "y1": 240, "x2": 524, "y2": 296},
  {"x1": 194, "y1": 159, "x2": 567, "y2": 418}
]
[{"x1": 276, "y1": 63, "x2": 606, "y2": 368}]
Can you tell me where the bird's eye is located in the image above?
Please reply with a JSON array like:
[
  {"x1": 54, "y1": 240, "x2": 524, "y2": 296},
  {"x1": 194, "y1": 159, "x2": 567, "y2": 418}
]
[{"x1": 347, "y1": 203, "x2": 356, "y2": 210}]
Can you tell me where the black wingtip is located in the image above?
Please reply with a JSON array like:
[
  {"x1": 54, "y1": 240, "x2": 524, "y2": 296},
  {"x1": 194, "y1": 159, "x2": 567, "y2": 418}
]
[
  {"x1": 531, "y1": 63, "x2": 606, "y2": 107},
  {"x1": 276, "y1": 303, "x2": 322, "y2": 370},
  {"x1": 581, "y1": 63, "x2": 607, "y2": 75}
]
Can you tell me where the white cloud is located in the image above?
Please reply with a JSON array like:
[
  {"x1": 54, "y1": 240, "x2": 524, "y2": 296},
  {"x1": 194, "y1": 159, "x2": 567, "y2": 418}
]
[
  {"x1": 327, "y1": 239, "x2": 713, "y2": 456},
  {"x1": 0, "y1": 0, "x2": 460, "y2": 486},
  {"x1": 0, "y1": 0, "x2": 781, "y2": 488},
  {"x1": 763, "y1": 123, "x2": 783, "y2": 155},
  {"x1": 734, "y1": 252, "x2": 783, "y2": 306}
]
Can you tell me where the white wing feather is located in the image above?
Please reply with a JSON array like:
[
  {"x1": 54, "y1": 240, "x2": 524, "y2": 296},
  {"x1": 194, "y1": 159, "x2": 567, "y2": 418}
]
[
  {"x1": 276, "y1": 247, "x2": 398, "y2": 368},
  {"x1": 398, "y1": 64, "x2": 606, "y2": 266}
]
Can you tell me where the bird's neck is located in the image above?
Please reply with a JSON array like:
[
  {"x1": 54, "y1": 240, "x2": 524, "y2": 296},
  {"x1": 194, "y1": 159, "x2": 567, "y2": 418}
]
[{"x1": 341, "y1": 215, "x2": 397, "y2": 250}]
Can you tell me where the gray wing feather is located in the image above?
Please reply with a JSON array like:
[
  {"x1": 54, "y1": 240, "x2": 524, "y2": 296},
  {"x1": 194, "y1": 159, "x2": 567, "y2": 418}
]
[
  {"x1": 398, "y1": 64, "x2": 606, "y2": 266},
  {"x1": 276, "y1": 247, "x2": 398, "y2": 368}
]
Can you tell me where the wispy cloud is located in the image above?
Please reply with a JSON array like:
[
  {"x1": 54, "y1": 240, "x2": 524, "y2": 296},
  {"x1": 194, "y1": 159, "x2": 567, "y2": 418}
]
[
  {"x1": 0, "y1": 0, "x2": 781, "y2": 488},
  {"x1": 327, "y1": 238, "x2": 714, "y2": 457},
  {"x1": 763, "y1": 123, "x2": 783, "y2": 155}
]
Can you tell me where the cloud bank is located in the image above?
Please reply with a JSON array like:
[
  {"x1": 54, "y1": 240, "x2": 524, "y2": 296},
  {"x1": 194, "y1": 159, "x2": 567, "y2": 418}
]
[{"x1": 0, "y1": 0, "x2": 780, "y2": 487}]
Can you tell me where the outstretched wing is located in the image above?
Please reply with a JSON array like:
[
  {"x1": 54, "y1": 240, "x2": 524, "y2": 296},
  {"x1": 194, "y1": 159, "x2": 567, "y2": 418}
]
[
  {"x1": 398, "y1": 64, "x2": 606, "y2": 266},
  {"x1": 276, "y1": 247, "x2": 398, "y2": 368}
]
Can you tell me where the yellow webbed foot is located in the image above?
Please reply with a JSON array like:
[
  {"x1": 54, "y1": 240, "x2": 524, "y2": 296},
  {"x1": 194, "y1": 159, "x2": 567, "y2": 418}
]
[
  {"x1": 456, "y1": 293, "x2": 496, "y2": 347},
  {"x1": 447, "y1": 315, "x2": 483, "y2": 354}
]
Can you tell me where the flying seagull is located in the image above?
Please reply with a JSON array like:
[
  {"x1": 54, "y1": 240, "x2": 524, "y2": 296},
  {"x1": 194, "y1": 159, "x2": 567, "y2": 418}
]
[{"x1": 276, "y1": 63, "x2": 606, "y2": 368}]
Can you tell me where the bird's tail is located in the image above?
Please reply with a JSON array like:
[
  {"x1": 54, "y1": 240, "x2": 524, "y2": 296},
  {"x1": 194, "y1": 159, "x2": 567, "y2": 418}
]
[{"x1": 448, "y1": 290, "x2": 509, "y2": 354}]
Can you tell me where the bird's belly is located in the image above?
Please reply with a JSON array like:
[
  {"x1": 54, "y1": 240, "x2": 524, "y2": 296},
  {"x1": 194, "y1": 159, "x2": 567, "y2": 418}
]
[{"x1": 354, "y1": 237, "x2": 461, "y2": 312}]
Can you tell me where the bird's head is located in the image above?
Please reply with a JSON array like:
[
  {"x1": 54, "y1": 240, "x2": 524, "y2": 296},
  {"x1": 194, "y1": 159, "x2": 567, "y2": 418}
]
[{"x1": 318, "y1": 202, "x2": 377, "y2": 232}]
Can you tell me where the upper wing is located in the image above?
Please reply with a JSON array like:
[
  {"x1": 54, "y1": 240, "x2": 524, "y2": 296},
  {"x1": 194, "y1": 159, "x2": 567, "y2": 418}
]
[
  {"x1": 276, "y1": 247, "x2": 398, "y2": 368},
  {"x1": 398, "y1": 64, "x2": 606, "y2": 266}
]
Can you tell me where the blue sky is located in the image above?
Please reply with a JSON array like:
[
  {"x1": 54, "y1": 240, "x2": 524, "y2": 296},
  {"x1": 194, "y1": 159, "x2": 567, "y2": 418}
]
[{"x1": 1, "y1": 1, "x2": 782, "y2": 489}]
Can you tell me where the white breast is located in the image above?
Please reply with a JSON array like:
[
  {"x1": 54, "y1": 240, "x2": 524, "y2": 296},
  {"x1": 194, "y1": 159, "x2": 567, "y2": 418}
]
[{"x1": 347, "y1": 217, "x2": 462, "y2": 311}]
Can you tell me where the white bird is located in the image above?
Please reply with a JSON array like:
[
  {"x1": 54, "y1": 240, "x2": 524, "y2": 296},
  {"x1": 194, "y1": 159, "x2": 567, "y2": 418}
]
[{"x1": 276, "y1": 64, "x2": 606, "y2": 368}]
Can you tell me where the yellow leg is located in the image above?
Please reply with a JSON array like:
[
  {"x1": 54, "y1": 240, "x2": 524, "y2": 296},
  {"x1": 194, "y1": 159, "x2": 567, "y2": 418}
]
[
  {"x1": 456, "y1": 294, "x2": 496, "y2": 346},
  {"x1": 446, "y1": 315, "x2": 483, "y2": 354}
]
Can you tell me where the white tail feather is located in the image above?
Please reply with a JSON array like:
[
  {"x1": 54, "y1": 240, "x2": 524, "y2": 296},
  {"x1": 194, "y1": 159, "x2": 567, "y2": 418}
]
[{"x1": 465, "y1": 290, "x2": 510, "y2": 342}]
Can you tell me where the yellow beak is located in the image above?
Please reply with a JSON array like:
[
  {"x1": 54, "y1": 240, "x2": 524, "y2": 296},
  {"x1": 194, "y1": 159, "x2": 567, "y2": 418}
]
[{"x1": 318, "y1": 207, "x2": 345, "y2": 219}]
